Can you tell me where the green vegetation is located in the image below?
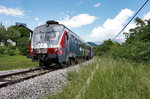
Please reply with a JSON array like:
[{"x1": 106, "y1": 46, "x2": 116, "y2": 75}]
[
  {"x1": 0, "y1": 24, "x2": 30, "y2": 55},
  {"x1": 0, "y1": 46, "x2": 6, "y2": 54},
  {"x1": 0, "y1": 54, "x2": 38, "y2": 71},
  {"x1": 7, "y1": 44, "x2": 16, "y2": 56},
  {"x1": 53, "y1": 57, "x2": 150, "y2": 99},
  {"x1": 17, "y1": 37, "x2": 30, "y2": 55},
  {"x1": 0, "y1": 52, "x2": 38, "y2": 71},
  {"x1": 0, "y1": 24, "x2": 34, "y2": 70},
  {"x1": 52, "y1": 58, "x2": 98, "y2": 99},
  {"x1": 83, "y1": 57, "x2": 150, "y2": 99},
  {"x1": 94, "y1": 18, "x2": 150, "y2": 63}
]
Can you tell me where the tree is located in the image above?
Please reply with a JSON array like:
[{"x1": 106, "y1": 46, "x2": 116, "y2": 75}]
[
  {"x1": 17, "y1": 26, "x2": 30, "y2": 38},
  {"x1": 0, "y1": 26, "x2": 6, "y2": 42},
  {"x1": 126, "y1": 18, "x2": 150, "y2": 43},
  {"x1": 94, "y1": 39, "x2": 117, "y2": 56},
  {"x1": 0, "y1": 26, "x2": 9, "y2": 47},
  {"x1": 0, "y1": 25, "x2": 30, "y2": 48},
  {"x1": 7, "y1": 25, "x2": 30, "y2": 45},
  {"x1": 112, "y1": 18, "x2": 150, "y2": 63},
  {"x1": 7, "y1": 44, "x2": 16, "y2": 56},
  {"x1": 7, "y1": 26, "x2": 21, "y2": 45},
  {"x1": 17, "y1": 37, "x2": 30, "y2": 55},
  {"x1": 101, "y1": 39, "x2": 113, "y2": 53}
]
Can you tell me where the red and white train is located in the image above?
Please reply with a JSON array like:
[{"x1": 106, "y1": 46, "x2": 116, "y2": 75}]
[{"x1": 27, "y1": 21, "x2": 94, "y2": 67}]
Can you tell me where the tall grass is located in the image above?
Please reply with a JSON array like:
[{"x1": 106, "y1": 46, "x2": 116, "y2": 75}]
[
  {"x1": 53, "y1": 57, "x2": 150, "y2": 99},
  {"x1": 82, "y1": 57, "x2": 150, "y2": 99}
]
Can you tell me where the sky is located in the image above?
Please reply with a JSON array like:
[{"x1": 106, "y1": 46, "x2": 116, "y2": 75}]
[{"x1": 0, "y1": 0, "x2": 150, "y2": 43}]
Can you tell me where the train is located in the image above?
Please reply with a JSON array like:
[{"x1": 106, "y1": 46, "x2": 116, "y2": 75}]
[{"x1": 27, "y1": 20, "x2": 94, "y2": 67}]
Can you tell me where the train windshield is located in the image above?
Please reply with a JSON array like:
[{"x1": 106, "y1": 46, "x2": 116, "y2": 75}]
[
  {"x1": 33, "y1": 25, "x2": 64, "y2": 45},
  {"x1": 45, "y1": 31, "x2": 59, "y2": 41}
]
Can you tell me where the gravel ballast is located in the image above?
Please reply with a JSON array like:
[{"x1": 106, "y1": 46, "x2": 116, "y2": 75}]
[{"x1": 0, "y1": 59, "x2": 94, "y2": 98}]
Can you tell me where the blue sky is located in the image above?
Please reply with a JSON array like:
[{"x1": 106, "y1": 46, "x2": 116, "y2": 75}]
[{"x1": 0, "y1": 0, "x2": 150, "y2": 42}]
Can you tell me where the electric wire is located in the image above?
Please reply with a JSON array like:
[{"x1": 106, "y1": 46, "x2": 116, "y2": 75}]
[{"x1": 112, "y1": 0, "x2": 149, "y2": 41}]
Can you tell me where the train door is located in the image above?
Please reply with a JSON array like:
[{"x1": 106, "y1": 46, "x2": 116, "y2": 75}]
[
  {"x1": 65, "y1": 31, "x2": 69, "y2": 58},
  {"x1": 59, "y1": 31, "x2": 69, "y2": 62},
  {"x1": 69, "y1": 35, "x2": 73, "y2": 53}
]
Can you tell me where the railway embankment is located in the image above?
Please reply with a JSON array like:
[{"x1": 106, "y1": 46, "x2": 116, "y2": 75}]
[{"x1": 0, "y1": 58, "x2": 95, "y2": 98}]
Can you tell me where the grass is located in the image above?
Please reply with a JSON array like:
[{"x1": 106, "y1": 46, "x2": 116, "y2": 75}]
[
  {"x1": 52, "y1": 58, "x2": 98, "y2": 99},
  {"x1": 0, "y1": 49, "x2": 38, "y2": 71},
  {"x1": 52, "y1": 56, "x2": 150, "y2": 99}
]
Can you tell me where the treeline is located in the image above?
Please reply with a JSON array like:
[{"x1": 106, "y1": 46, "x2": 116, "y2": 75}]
[
  {"x1": 94, "y1": 17, "x2": 150, "y2": 63},
  {"x1": 0, "y1": 25, "x2": 30, "y2": 55}
]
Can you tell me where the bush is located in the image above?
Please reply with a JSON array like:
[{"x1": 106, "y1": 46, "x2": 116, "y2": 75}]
[
  {"x1": 7, "y1": 44, "x2": 16, "y2": 56},
  {"x1": 17, "y1": 37, "x2": 30, "y2": 55},
  {"x1": 0, "y1": 46, "x2": 6, "y2": 54},
  {"x1": 111, "y1": 42, "x2": 150, "y2": 63}
]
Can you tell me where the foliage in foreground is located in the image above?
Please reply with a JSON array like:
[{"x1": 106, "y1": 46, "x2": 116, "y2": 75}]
[
  {"x1": 52, "y1": 57, "x2": 150, "y2": 99},
  {"x1": 82, "y1": 57, "x2": 150, "y2": 99}
]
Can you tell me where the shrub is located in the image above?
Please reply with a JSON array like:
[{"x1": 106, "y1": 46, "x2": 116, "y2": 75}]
[
  {"x1": 111, "y1": 42, "x2": 150, "y2": 63},
  {"x1": 17, "y1": 37, "x2": 30, "y2": 55},
  {"x1": 7, "y1": 44, "x2": 16, "y2": 56},
  {"x1": 0, "y1": 46, "x2": 6, "y2": 54}
]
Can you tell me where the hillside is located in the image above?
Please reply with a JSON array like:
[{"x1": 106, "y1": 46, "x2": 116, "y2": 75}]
[{"x1": 87, "y1": 42, "x2": 98, "y2": 47}]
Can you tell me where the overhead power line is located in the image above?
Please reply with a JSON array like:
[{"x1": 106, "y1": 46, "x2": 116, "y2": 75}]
[{"x1": 112, "y1": 0, "x2": 149, "y2": 41}]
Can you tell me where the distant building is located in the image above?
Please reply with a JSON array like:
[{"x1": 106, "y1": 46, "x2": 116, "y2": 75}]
[{"x1": 16, "y1": 22, "x2": 27, "y2": 27}]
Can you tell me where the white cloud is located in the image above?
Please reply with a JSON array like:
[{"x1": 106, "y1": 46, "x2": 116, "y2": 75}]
[
  {"x1": 35, "y1": 17, "x2": 39, "y2": 21},
  {"x1": 124, "y1": 23, "x2": 136, "y2": 33},
  {"x1": 94, "y1": 3, "x2": 101, "y2": 7},
  {"x1": 89, "y1": 8, "x2": 134, "y2": 41},
  {"x1": 124, "y1": 11, "x2": 150, "y2": 33},
  {"x1": 38, "y1": 22, "x2": 43, "y2": 26},
  {"x1": 59, "y1": 14, "x2": 96, "y2": 28},
  {"x1": 143, "y1": 11, "x2": 150, "y2": 20},
  {"x1": 0, "y1": 5, "x2": 24, "y2": 17}
]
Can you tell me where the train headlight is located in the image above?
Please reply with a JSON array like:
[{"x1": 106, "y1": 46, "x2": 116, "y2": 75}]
[
  {"x1": 55, "y1": 48, "x2": 58, "y2": 52},
  {"x1": 31, "y1": 49, "x2": 33, "y2": 52},
  {"x1": 30, "y1": 49, "x2": 36, "y2": 55}
]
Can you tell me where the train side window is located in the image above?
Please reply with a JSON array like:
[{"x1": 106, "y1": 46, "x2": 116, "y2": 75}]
[
  {"x1": 63, "y1": 32, "x2": 68, "y2": 44},
  {"x1": 71, "y1": 35, "x2": 74, "y2": 42},
  {"x1": 75, "y1": 38, "x2": 77, "y2": 44},
  {"x1": 66, "y1": 32, "x2": 69, "y2": 41}
]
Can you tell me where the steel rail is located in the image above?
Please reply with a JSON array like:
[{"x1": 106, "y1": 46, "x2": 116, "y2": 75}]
[
  {"x1": 0, "y1": 67, "x2": 55, "y2": 88},
  {"x1": 0, "y1": 67, "x2": 41, "y2": 79}
]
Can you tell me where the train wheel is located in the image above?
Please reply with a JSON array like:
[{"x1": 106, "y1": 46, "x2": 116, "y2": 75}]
[
  {"x1": 39, "y1": 61, "x2": 44, "y2": 67},
  {"x1": 66, "y1": 58, "x2": 71, "y2": 66},
  {"x1": 55, "y1": 63, "x2": 63, "y2": 69},
  {"x1": 39, "y1": 61, "x2": 49, "y2": 68},
  {"x1": 70, "y1": 58, "x2": 75, "y2": 66}
]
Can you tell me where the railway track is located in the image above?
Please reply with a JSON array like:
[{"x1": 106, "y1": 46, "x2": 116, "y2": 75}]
[{"x1": 0, "y1": 67, "x2": 56, "y2": 88}]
